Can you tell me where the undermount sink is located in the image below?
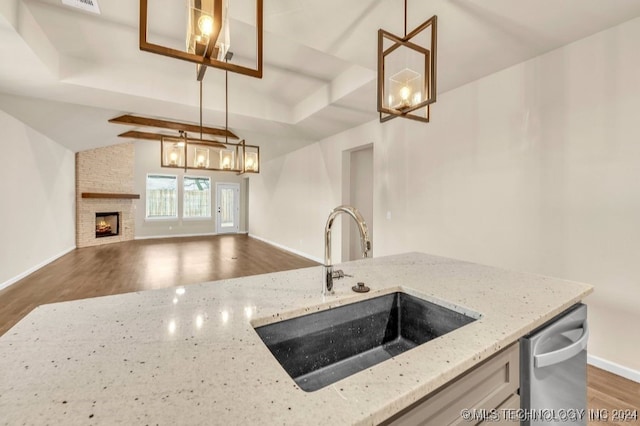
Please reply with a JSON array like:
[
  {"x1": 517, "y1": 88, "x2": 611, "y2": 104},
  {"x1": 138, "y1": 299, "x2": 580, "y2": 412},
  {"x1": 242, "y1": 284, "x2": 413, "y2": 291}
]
[{"x1": 254, "y1": 291, "x2": 480, "y2": 392}]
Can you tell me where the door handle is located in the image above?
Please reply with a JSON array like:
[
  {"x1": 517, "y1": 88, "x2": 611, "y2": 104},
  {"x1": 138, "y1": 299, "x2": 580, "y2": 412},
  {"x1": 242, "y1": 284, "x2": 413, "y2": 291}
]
[{"x1": 534, "y1": 321, "x2": 589, "y2": 368}]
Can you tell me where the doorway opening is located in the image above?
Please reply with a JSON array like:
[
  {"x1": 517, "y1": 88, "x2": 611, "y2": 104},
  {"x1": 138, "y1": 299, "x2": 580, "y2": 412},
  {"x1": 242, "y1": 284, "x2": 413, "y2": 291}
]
[{"x1": 342, "y1": 144, "x2": 374, "y2": 262}]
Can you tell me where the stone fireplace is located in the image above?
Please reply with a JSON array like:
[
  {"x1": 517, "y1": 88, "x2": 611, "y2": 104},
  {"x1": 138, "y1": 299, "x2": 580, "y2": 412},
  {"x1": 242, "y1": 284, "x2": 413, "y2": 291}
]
[{"x1": 76, "y1": 143, "x2": 137, "y2": 248}]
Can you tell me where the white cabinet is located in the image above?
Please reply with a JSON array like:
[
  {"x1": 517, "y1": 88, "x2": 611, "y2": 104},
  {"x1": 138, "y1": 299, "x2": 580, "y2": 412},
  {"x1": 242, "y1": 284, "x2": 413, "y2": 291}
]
[{"x1": 383, "y1": 343, "x2": 520, "y2": 426}]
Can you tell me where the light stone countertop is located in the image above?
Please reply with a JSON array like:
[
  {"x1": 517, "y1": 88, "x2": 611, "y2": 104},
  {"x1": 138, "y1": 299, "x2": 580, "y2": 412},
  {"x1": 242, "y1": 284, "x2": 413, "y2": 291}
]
[{"x1": 0, "y1": 252, "x2": 593, "y2": 425}]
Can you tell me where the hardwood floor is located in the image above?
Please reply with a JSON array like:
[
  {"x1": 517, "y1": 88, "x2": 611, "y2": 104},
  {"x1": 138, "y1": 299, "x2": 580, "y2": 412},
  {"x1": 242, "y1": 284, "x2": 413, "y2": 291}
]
[
  {"x1": 588, "y1": 365, "x2": 640, "y2": 424},
  {"x1": 1, "y1": 235, "x2": 637, "y2": 419},
  {"x1": 0, "y1": 234, "x2": 317, "y2": 337}
]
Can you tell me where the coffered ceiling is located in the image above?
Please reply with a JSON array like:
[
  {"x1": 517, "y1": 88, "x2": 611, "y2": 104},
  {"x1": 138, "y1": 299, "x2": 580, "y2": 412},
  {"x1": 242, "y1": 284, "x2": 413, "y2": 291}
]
[{"x1": 1, "y1": 0, "x2": 639, "y2": 160}]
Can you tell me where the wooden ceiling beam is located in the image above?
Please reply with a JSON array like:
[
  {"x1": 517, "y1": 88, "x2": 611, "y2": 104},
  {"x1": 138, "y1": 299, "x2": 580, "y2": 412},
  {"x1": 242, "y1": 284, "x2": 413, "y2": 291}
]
[
  {"x1": 109, "y1": 114, "x2": 238, "y2": 139},
  {"x1": 118, "y1": 130, "x2": 164, "y2": 141},
  {"x1": 118, "y1": 130, "x2": 227, "y2": 149}
]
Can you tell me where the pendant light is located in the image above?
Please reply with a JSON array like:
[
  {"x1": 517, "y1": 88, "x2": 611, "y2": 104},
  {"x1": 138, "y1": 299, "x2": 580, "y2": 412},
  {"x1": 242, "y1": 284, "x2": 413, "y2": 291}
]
[
  {"x1": 139, "y1": 0, "x2": 263, "y2": 79},
  {"x1": 377, "y1": 1, "x2": 437, "y2": 123}
]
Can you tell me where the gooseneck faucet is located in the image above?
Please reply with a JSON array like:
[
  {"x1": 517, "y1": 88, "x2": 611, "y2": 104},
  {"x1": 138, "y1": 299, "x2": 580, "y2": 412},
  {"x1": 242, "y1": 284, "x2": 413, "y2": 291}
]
[{"x1": 323, "y1": 205, "x2": 371, "y2": 295}]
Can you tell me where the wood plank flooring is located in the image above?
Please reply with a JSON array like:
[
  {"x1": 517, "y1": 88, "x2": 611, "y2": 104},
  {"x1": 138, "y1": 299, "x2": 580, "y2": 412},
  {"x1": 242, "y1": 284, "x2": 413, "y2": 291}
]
[
  {"x1": 1, "y1": 234, "x2": 637, "y2": 419},
  {"x1": 588, "y1": 365, "x2": 640, "y2": 425},
  {"x1": 0, "y1": 234, "x2": 317, "y2": 336}
]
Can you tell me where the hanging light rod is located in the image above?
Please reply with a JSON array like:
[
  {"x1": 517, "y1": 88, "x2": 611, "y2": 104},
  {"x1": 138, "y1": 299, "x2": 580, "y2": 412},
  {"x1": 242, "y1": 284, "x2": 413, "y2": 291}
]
[{"x1": 109, "y1": 114, "x2": 238, "y2": 139}]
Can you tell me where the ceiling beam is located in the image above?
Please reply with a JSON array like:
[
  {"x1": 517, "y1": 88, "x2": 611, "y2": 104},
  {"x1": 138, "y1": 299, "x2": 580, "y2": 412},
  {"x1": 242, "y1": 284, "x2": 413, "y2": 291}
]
[
  {"x1": 118, "y1": 130, "x2": 227, "y2": 148},
  {"x1": 109, "y1": 114, "x2": 238, "y2": 139},
  {"x1": 118, "y1": 130, "x2": 165, "y2": 141}
]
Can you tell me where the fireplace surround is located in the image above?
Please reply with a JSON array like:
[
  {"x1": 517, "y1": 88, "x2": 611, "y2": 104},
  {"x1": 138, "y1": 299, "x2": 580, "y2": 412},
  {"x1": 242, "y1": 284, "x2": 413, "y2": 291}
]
[{"x1": 76, "y1": 143, "x2": 136, "y2": 248}]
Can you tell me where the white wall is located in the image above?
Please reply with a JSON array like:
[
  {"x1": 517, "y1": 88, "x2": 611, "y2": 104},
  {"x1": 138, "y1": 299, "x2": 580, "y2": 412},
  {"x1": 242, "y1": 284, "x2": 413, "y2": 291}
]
[
  {"x1": 249, "y1": 136, "x2": 369, "y2": 262},
  {"x1": 134, "y1": 141, "x2": 248, "y2": 239},
  {"x1": 0, "y1": 109, "x2": 75, "y2": 289},
  {"x1": 250, "y1": 17, "x2": 640, "y2": 373}
]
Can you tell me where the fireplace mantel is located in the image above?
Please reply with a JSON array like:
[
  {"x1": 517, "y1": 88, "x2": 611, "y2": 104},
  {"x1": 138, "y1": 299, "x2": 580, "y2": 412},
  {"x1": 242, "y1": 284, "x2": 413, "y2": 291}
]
[{"x1": 81, "y1": 193, "x2": 140, "y2": 199}]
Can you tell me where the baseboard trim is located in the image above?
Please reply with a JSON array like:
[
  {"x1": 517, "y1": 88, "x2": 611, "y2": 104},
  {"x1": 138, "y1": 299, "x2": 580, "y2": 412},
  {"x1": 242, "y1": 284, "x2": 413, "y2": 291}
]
[
  {"x1": 248, "y1": 234, "x2": 323, "y2": 264},
  {"x1": 135, "y1": 231, "x2": 249, "y2": 240},
  {"x1": 135, "y1": 232, "x2": 218, "y2": 240},
  {"x1": 0, "y1": 246, "x2": 76, "y2": 291},
  {"x1": 588, "y1": 354, "x2": 640, "y2": 384}
]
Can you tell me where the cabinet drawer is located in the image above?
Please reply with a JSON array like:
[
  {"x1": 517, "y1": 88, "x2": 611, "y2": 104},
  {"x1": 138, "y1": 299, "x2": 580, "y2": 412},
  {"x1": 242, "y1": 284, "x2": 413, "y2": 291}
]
[
  {"x1": 479, "y1": 394, "x2": 521, "y2": 426},
  {"x1": 383, "y1": 343, "x2": 519, "y2": 426}
]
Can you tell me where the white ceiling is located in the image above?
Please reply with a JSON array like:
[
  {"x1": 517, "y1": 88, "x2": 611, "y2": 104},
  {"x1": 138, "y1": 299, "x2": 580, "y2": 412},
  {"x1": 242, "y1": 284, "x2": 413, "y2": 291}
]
[{"x1": 1, "y1": 0, "x2": 639, "y2": 160}]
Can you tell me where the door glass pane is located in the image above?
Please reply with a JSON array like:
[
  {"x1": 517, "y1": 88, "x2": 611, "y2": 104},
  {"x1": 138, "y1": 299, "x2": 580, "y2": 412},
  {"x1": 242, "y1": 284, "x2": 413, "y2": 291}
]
[{"x1": 220, "y1": 187, "x2": 235, "y2": 228}]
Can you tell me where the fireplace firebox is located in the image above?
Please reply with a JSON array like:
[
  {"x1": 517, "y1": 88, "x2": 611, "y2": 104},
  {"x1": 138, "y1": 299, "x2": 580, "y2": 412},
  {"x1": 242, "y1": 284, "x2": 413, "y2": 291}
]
[{"x1": 95, "y1": 212, "x2": 120, "y2": 238}]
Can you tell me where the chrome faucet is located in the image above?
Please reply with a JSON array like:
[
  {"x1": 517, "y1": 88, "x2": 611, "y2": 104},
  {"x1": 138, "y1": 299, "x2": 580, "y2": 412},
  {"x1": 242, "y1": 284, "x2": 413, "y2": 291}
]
[{"x1": 323, "y1": 205, "x2": 371, "y2": 294}]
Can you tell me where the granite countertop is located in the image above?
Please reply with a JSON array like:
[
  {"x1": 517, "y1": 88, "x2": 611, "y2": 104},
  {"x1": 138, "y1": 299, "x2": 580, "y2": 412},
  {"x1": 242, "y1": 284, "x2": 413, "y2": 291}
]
[{"x1": 0, "y1": 252, "x2": 593, "y2": 425}]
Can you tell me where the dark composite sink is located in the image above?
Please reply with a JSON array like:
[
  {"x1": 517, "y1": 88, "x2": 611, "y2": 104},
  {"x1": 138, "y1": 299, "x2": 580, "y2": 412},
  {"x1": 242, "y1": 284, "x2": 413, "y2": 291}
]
[{"x1": 254, "y1": 291, "x2": 480, "y2": 392}]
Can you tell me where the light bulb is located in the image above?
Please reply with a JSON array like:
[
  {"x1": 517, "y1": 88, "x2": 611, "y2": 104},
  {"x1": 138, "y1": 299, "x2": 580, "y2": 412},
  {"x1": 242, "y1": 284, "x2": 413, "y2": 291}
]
[
  {"x1": 399, "y1": 86, "x2": 411, "y2": 101},
  {"x1": 198, "y1": 14, "x2": 214, "y2": 36},
  {"x1": 169, "y1": 151, "x2": 178, "y2": 164},
  {"x1": 246, "y1": 158, "x2": 254, "y2": 170},
  {"x1": 197, "y1": 155, "x2": 205, "y2": 166},
  {"x1": 222, "y1": 156, "x2": 230, "y2": 168}
]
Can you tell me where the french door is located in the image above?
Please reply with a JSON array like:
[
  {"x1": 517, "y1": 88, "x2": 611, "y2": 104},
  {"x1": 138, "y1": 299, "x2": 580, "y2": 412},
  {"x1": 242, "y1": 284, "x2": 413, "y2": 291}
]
[{"x1": 216, "y1": 183, "x2": 240, "y2": 234}]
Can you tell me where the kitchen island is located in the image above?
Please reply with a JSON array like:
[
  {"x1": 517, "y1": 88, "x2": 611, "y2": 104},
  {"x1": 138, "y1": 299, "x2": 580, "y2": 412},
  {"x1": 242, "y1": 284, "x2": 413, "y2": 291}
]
[{"x1": 0, "y1": 252, "x2": 593, "y2": 425}]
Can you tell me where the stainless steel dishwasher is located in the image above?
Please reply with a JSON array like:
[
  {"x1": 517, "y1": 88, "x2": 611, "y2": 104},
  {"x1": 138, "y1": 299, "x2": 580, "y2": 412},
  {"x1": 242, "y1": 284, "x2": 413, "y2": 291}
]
[{"x1": 521, "y1": 303, "x2": 589, "y2": 426}]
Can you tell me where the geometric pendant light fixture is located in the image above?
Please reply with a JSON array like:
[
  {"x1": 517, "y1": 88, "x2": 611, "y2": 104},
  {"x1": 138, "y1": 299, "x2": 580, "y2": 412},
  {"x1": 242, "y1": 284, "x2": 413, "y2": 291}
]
[
  {"x1": 154, "y1": 59, "x2": 260, "y2": 174},
  {"x1": 221, "y1": 54, "x2": 259, "y2": 174},
  {"x1": 111, "y1": 63, "x2": 260, "y2": 174},
  {"x1": 139, "y1": 0, "x2": 263, "y2": 79},
  {"x1": 130, "y1": 1, "x2": 261, "y2": 174},
  {"x1": 153, "y1": 52, "x2": 260, "y2": 174},
  {"x1": 377, "y1": 0, "x2": 437, "y2": 123},
  {"x1": 157, "y1": 133, "x2": 259, "y2": 173}
]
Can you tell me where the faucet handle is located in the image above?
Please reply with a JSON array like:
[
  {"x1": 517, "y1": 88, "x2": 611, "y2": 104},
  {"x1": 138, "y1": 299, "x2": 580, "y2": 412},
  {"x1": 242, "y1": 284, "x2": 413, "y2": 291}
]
[{"x1": 332, "y1": 270, "x2": 352, "y2": 279}]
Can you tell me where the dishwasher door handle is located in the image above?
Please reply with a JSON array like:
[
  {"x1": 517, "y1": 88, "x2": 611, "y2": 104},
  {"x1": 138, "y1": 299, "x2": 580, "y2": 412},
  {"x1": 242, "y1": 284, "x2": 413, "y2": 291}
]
[{"x1": 534, "y1": 322, "x2": 589, "y2": 369}]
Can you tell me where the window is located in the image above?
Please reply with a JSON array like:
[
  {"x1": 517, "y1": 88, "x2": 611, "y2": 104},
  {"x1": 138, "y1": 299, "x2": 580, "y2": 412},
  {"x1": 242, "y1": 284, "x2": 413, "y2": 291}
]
[
  {"x1": 146, "y1": 174, "x2": 178, "y2": 218},
  {"x1": 183, "y1": 176, "x2": 211, "y2": 218}
]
